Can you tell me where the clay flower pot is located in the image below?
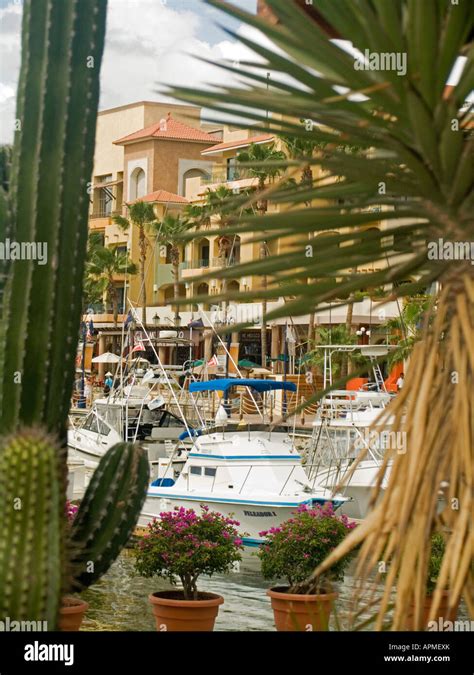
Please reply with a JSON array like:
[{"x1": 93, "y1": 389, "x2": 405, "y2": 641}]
[
  {"x1": 267, "y1": 586, "x2": 337, "y2": 631},
  {"x1": 58, "y1": 596, "x2": 89, "y2": 631},
  {"x1": 404, "y1": 591, "x2": 459, "y2": 630},
  {"x1": 148, "y1": 591, "x2": 224, "y2": 631}
]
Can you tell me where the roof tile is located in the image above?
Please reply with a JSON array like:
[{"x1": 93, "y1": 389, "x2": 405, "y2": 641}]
[{"x1": 115, "y1": 114, "x2": 216, "y2": 144}]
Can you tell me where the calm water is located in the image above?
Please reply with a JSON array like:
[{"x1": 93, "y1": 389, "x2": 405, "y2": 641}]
[{"x1": 79, "y1": 547, "x2": 468, "y2": 632}]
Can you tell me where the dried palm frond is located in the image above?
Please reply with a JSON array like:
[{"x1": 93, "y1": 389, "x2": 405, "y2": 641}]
[{"x1": 167, "y1": 0, "x2": 474, "y2": 628}]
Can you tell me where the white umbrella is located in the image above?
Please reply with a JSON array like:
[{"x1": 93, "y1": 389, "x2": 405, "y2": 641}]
[{"x1": 91, "y1": 352, "x2": 123, "y2": 364}]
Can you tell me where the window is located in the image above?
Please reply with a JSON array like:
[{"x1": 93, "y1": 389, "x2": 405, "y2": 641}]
[
  {"x1": 160, "y1": 411, "x2": 185, "y2": 428},
  {"x1": 190, "y1": 466, "x2": 202, "y2": 476},
  {"x1": 83, "y1": 414, "x2": 99, "y2": 434},
  {"x1": 129, "y1": 167, "x2": 146, "y2": 201},
  {"x1": 97, "y1": 419, "x2": 111, "y2": 436},
  {"x1": 226, "y1": 157, "x2": 239, "y2": 181},
  {"x1": 99, "y1": 188, "x2": 112, "y2": 216},
  {"x1": 204, "y1": 467, "x2": 217, "y2": 477}
]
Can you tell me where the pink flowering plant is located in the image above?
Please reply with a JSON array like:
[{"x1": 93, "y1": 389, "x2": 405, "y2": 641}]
[
  {"x1": 66, "y1": 500, "x2": 78, "y2": 523},
  {"x1": 134, "y1": 506, "x2": 243, "y2": 600},
  {"x1": 258, "y1": 503, "x2": 356, "y2": 593}
]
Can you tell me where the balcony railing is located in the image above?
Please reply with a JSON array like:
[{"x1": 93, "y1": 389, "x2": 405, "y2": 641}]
[
  {"x1": 201, "y1": 167, "x2": 253, "y2": 186},
  {"x1": 186, "y1": 256, "x2": 240, "y2": 269},
  {"x1": 89, "y1": 210, "x2": 122, "y2": 219}
]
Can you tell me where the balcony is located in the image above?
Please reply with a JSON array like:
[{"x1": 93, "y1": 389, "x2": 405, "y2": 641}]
[
  {"x1": 155, "y1": 262, "x2": 189, "y2": 287},
  {"x1": 89, "y1": 209, "x2": 122, "y2": 220},
  {"x1": 185, "y1": 256, "x2": 240, "y2": 270},
  {"x1": 201, "y1": 167, "x2": 254, "y2": 187}
]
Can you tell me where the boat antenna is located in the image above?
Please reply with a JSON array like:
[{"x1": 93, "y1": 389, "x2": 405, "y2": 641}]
[
  {"x1": 199, "y1": 308, "x2": 264, "y2": 421},
  {"x1": 127, "y1": 299, "x2": 203, "y2": 443}
]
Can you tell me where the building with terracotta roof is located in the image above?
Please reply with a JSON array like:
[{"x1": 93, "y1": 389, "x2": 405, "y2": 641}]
[
  {"x1": 86, "y1": 101, "x2": 397, "y2": 372},
  {"x1": 88, "y1": 101, "x2": 219, "y2": 329}
]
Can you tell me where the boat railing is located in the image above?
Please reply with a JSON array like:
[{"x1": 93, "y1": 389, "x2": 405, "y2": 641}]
[{"x1": 179, "y1": 462, "x2": 304, "y2": 495}]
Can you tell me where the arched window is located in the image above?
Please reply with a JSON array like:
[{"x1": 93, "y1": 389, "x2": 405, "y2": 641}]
[
  {"x1": 129, "y1": 167, "x2": 146, "y2": 201},
  {"x1": 227, "y1": 280, "x2": 240, "y2": 293},
  {"x1": 198, "y1": 238, "x2": 210, "y2": 267},
  {"x1": 182, "y1": 168, "x2": 210, "y2": 196},
  {"x1": 197, "y1": 282, "x2": 210, "y2": 310}
]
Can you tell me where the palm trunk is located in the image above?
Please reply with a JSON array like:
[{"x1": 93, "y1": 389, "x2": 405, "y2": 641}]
[
  {"x1": 302, "y1": 164, "x2": 313, "y2": 206},
  {"x1": 260, "y1": 242, "x2": 268, "y2": 367},
  {"x1": 109, "y1": 281, "x2": 118, "y2": 328},
  {"x1": 172, "y1": 259, "x2": 180, "y2": 326},
  {"x1": 257, "y1": 178, "x2": 268, "y2": 367},
  {"x1": 139, "y1": 224, "x2": 147, "y2": 326},
  {"x1": 307, "y1": 312, "x2": 315, "y2": 351},
  {"x1": 340, "y1": 298, "x2": 354, "y2": 378}
]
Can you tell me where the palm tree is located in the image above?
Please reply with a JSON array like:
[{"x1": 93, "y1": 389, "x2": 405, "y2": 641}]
[
  {"x1": 170, "y1": 0, "x2": 474, "y2": 628},
  {"x1": 384, "y1": 294, "x2": 433, "y2": 366},
  {"x1": 237, "y1": 142, "x2": 286, "y2": 366},
  {"x1": 305, "y1": 324, "x2": 361, "y2": 382},
  {"x1": 87, "y1": 246, "x2": 137, "y2": 327},
  {"x1": 186, "y1": 186, "x2": 252, "y2": 320},
  {"x1": 150, "y1": 214, "x2": 194, "y2": 326},
  {"x1": 113, "y1": 201, "x2": 155, "y2": 326},
  {"x1": 282, "y1": 133, "x2": 323, "y2": 347}
]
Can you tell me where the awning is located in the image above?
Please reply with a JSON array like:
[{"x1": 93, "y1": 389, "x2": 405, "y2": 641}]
[
  {"x1": 93, "y1": 178, "x2": 123, "y2": 189},
  {"x1": 189, "y1": 378, "x2": 297, "y2": 394}
]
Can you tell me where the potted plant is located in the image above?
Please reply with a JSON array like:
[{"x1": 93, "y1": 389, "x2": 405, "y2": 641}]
[
  {"x1": 58, "y1": 501, "x2": 88, "y2": 632},
  {"x1": 259, "y1": 503, "x2": 356, "y2": 631},
  {"x1": 405, "y1": 533, "x2": 459, "y2": 630},
  {"x1": 135, "y1": 506, "x2": 243, "y2": 631}
]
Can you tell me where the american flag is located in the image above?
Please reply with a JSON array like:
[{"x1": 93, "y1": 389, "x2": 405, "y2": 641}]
[
  {"x1": 131, "y1": 342, "x2": 146, "y2": 353},
  {"x1": 207, "y1": 354, "x2": 218, "y2": 366}
]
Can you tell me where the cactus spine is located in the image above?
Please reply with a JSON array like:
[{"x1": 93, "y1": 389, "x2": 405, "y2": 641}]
[
  {"x1": 69, "y1": 443, "x2": 150, "y2": 588},
  {"x1": 0, "y1": 430, "x2": 64, "y2": 624}
]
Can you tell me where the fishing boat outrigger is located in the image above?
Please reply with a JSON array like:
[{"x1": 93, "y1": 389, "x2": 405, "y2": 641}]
[{"x1": 139, "y1": 379, "x2": 347, "y2": 546}]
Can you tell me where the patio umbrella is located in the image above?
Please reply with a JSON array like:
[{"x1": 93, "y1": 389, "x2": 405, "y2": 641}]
[
  {"x1": 238, "y1": 359, "x2": 260, "y2": 369},
  {"x1": 249, "y1": 367, "x2": 272, "y2": 375},
  {"x1": 91, "y1": 352, "x2": 123, "y2": 364}
]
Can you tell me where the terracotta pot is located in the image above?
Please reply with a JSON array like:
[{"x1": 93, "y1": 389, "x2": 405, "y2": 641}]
[
  {"x1": 405, "y1": 591, "x2": 459, "y2": 630},
  {"x1": 58, "y1": 597, "x2": 89, "y2": 631},
  {"x1": 148, "y1": 591, "x2": 223, "y2": 631},
  {"x1": 267, "y1": 586, "x2": 337, "y2": 631}
]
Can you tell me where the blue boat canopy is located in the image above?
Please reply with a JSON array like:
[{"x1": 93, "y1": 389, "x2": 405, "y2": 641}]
[{"x1": 189, "y1": 378, "x2": 297, "y2": 394}]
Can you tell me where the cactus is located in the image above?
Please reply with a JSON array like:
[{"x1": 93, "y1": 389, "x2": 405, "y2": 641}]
[
  {"x1": 0, "y1": 0, "x2": 108, "y2": 439},
  {"x1": 69, "y1": 443, "x2": 150, "y2": 589},
  {"x1": 0, "y1": 430, "x2": 64, "y2": 624},
  {"x1": 0, "y1": 0, "x2": 152, "y2": 628}
]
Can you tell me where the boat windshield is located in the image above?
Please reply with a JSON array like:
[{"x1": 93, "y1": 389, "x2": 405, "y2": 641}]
[{"x1": 95, "y1": 403, "x2": 122, "y2": 434}]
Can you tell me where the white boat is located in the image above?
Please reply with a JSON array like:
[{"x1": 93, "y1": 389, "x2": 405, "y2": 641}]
[
  {"x1": 307, "y1": 389, "x2": 395, "y2": 519},
  {"x1": 67, "y1": 383, "x2": 190, "y2": 468},
  {"x1": 139, "y1": 379, "x2": 347, "y2": 546}
]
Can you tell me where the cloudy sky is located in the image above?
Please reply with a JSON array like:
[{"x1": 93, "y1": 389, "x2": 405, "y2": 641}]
[{"x1": 0, "y1": 0, "x2": 259, "y2": 143}]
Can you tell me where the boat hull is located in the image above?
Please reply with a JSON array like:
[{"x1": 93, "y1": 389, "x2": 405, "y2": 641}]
[{"x1": 139, "y1": 492, "x2": 342, "y2": 546}]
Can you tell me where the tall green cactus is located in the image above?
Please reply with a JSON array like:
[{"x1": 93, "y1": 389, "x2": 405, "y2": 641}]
[
  {"x1": 0, "y1": 430, "x2": 64, "y2": 624},
  {"x1": 69, "y1": 443, "x2": 150, "y2": 589},
  {"x1": 0, "y1": 0, "x2": 152, "y2": 629},
  {"x1": 0, "y1": 0, "x2": 108, "y2": 439}
]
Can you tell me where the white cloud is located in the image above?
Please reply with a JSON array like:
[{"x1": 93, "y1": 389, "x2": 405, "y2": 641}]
[
  {"x1": 0, "y1": 3, "x2": 21, "y2": 143},
  {"x1": 0, "y1": 0, "x2": 260, "y2": 142},
  {"x1": 99, "y1": 0, "x2": 264, "y2": 114}
]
